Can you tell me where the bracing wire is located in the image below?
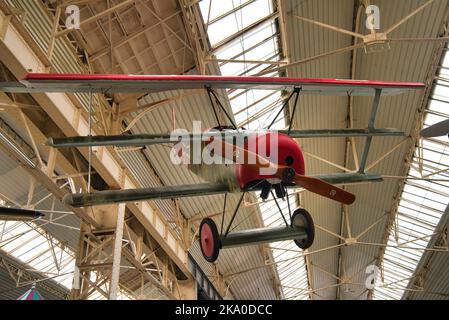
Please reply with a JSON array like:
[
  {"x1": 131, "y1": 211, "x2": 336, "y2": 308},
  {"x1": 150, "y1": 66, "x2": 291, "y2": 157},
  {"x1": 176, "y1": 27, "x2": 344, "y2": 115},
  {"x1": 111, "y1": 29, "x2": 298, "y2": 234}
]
[{"x1": 87, "y1": 90, "x2": 93, "y2": 193}]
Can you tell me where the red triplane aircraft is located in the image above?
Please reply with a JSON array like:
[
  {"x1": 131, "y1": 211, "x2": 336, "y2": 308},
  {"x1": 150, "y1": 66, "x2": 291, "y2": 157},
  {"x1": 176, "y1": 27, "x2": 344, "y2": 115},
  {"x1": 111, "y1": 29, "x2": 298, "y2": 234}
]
[{"x1": 0, "y1": 74, "x2": 424, "y2": 262}]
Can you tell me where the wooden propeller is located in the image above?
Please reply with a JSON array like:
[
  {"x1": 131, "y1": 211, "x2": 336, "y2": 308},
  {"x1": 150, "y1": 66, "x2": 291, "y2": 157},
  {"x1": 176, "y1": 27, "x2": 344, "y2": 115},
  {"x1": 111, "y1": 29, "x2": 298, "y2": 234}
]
[{"x1": 209, "y1": 136, "x2": 356, "y2": 205}]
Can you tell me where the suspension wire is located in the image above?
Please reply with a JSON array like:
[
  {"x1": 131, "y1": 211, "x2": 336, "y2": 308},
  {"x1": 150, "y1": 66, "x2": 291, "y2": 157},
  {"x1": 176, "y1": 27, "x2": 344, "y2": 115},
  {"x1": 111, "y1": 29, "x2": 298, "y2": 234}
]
[
  {"x1": 267, "y1": 89, "x2": 296, "y2": 130},
  {"x1": 210, "y1": 89, "x2": 238, "y2": 129},
  {"x1": 234, "y1": 0, "x2": 250, "y2": 129},
  {"x1": 271, "y1": 190, "x2": 289, "y2": 227},
  {"x1": 220, "y1": 192, "x2": 228, "y2": 235},
  {"x1": 87, "y1": 90, "x2": 93, "y2": 193},
  {"x1": 227, "y1": 179, "x2": 267, "y2": 233},
  {"x1": 285, "y1": 186, "x2": 292, "y2": 221},
  {"x1": 258, "y1": 92, "x2": 287, "y2": 130}
]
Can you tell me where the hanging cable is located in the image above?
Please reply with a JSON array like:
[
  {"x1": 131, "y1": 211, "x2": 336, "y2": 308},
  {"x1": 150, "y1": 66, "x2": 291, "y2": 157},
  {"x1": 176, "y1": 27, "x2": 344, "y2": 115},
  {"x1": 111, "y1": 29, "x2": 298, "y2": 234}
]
[
  {"x1": 87, "y1": 90, "x2": 93, "y2": 193},
  {"x1": 285, "y1": 187, "x2": 292, "y2": 221},
  {"x1": 220, "y1": 192, "x2": 228, "y2": 235},
  {"x1": 267, "y1": 89, "x2": 296, "y2": 130}
]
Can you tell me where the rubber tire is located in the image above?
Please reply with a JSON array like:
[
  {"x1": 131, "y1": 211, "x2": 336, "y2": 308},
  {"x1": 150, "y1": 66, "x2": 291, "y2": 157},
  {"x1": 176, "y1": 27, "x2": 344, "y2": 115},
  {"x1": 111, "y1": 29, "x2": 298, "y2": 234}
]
[
  {"x1": 291, "y1": 208, "x2": 315, "y2": 250},
  {"x1": 199, "y1": 218, "x2": 221, "y2": 263}
]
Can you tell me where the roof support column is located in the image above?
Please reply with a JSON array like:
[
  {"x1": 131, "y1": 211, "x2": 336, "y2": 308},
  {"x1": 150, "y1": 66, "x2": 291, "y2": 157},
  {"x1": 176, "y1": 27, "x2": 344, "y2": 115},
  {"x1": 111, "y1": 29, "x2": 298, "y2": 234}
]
[{"x1": 109, "y1": 203, "x2": 126, "y2": 300}]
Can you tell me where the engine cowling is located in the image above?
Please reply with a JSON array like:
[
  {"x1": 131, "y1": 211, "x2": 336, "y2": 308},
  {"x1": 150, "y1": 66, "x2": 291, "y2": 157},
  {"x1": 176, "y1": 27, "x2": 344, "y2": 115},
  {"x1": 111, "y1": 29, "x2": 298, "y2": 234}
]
[{"x1": 235, "y1": 132, "x2": 305, "y2": 189}]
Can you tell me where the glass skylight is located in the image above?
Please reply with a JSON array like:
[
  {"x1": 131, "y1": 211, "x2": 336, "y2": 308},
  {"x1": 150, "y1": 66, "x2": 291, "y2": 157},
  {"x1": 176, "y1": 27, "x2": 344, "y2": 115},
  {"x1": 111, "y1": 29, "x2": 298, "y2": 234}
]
[
  {"x1": 372, "y1": 49, "x2": 449, "y2": 300},
  {"x1": 0, "y1": 217, "x2": 133, "y2": 300},
  {"x1": 0, "y1": 220, "x2": 75, "y2": 290}
]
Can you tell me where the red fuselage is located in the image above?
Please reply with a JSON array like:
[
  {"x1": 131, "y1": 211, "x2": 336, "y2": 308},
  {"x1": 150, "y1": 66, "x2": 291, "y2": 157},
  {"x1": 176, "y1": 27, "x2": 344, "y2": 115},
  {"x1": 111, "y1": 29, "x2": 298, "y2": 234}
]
[{"x1": 188, "y1": 131, "x2": 305, "y2": 191}]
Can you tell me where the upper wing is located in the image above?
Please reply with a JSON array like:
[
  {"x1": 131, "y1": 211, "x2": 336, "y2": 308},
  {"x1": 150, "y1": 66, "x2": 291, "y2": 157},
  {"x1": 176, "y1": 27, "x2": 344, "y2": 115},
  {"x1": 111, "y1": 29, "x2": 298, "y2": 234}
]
[{"x1": 0, "y1": 73, "x2": 425, "y2": 96}]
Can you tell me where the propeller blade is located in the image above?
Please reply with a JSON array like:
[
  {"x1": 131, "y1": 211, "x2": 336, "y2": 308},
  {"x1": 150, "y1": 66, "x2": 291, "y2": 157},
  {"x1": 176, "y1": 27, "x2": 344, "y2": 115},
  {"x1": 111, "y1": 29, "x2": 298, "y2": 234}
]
[
  {"x1": 213, "y1": 137, "x2": 356, "y2": 204},
  {"x1": 420, "y1": 119, "x2": 449, "y2": 138},
  {"x1": 291, "y1": 173, "x2": 356, "y2": 205}
]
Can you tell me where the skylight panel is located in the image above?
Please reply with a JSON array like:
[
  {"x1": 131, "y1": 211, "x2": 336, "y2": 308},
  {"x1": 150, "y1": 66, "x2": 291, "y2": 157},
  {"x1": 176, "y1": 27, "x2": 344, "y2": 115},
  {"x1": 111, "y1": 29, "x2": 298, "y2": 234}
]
[
  {"x1": 0, "y1": 220, "x2": 75, "y2": 289},
  {"x1": 372, "y1": 48, "x2": 449, "y2": 300},
  {"x1": 199, "y1": 0, "x2": 255, "y2": 25},
  {"x1": 205, "y1": 0, "x2": 273, "y2": 46},
  {"x1": 215, "y1": 21, "x2": 278, "y2": 60},
  {"x1": 0, "y1": 219, "x2": 134, "y2": 299}
]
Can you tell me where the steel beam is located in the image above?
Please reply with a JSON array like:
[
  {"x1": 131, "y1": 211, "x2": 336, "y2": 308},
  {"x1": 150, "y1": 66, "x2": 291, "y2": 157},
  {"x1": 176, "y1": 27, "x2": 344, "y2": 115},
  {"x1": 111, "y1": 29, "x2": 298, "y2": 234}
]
[
  {"x1": 54, "y1": 0, "x2": 136, "y2": 38},
  {"x1": 0, "y1": 115, "x2": 99, "y2": 227},
  {"x1": 108, "y1": 203, "x2": 126, "y2": 300},
  {"x1": 89, "y1": 11, "x2": 181, "y2": 62}
]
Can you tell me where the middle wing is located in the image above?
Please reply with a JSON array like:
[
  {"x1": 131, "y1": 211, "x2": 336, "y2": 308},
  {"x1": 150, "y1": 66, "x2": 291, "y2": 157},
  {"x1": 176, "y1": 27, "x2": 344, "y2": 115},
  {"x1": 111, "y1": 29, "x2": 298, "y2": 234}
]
[
  {"x1": 46, "y1": 128, "x2": 405, "y2": 148},
  {"x1": 63, "y1": 173, "x2": 382, "y2": 207}
]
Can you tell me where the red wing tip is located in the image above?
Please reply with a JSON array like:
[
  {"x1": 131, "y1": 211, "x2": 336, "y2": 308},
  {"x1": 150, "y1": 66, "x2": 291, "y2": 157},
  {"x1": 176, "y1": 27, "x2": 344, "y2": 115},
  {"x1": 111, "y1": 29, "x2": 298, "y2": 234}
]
[{"x1": 22, "y1": 73, "x2": 425, "y2": 89}]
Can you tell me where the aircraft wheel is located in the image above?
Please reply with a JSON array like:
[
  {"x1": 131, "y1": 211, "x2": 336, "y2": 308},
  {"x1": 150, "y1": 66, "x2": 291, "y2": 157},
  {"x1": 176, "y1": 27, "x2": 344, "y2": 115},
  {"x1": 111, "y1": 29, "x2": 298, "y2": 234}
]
[
  {"x1": 199, "y1": 218, "x2": 221, "y2": 262},
  {"x1": 291, "y1": 208, "x2": 315, "y2": 250}
]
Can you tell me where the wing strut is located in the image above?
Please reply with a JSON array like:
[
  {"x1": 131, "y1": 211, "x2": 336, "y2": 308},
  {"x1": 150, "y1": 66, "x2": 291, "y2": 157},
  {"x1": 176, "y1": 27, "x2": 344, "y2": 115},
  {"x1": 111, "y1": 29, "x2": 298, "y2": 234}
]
[{"x1": 267, "y1": 87, "x2": 301, "y2": 130}]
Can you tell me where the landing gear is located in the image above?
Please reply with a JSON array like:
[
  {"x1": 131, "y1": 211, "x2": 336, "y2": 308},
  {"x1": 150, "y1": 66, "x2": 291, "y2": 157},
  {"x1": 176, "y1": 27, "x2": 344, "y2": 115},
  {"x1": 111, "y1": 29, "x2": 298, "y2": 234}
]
[
  {"x1": 291, "y1": 208, "x2": 314, "y2": 249},
  {"x1": 199, "y1": 192, "x2": 245, "y2": 263},
  {"x1": 199, "y1": 218, "x2": 221, "y2": 262},
  {"x1": 199, "y1": 192, "x2": 316, "y2": 263}
]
